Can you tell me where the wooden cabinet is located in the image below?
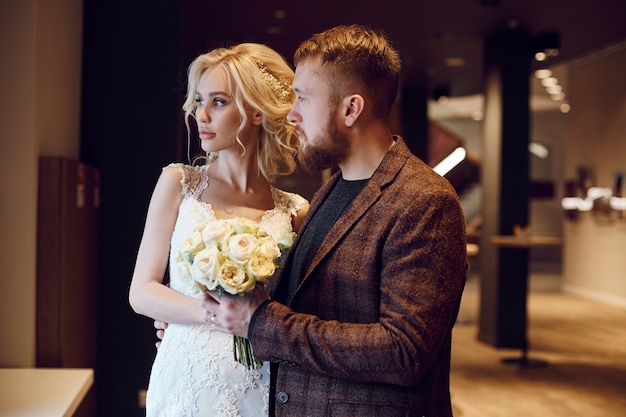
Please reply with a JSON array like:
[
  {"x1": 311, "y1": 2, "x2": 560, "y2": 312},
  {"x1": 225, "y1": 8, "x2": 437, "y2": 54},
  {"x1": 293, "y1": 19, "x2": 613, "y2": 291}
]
[{"x1": 36, "y1": 157, "x2": 99, "y2": 416}]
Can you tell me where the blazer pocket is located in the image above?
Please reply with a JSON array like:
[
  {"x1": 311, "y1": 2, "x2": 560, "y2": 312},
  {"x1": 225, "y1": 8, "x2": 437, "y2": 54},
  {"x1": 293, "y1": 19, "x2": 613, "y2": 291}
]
[{"x1": 326, "y1": 399, "x2": 409, "y2": 417}]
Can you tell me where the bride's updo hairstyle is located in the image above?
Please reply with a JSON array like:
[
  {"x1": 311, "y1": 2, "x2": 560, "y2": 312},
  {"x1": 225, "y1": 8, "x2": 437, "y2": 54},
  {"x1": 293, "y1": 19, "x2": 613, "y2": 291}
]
[{"x1": 183, "y1": 43, "x2": 298, "y2": 182}]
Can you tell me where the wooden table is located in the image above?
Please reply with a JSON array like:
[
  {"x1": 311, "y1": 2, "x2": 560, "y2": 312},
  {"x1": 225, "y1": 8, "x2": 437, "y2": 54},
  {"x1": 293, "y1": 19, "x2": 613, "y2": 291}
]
[
  {"x1": 487, "y1": 235, "x2": 563, "y2": 368},
  {"x1": 0, "y1": 368, "x2": 93, "y2": 417},
  {"x1": 489, "y1": 235, "x2": 563, "y2": 248}
]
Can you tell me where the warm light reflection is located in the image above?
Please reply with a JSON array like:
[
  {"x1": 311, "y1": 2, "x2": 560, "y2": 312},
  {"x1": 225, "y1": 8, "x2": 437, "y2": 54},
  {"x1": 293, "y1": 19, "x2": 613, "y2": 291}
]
[{"x1": 444, "y1": 57, "x2": 466, "y2": 67}]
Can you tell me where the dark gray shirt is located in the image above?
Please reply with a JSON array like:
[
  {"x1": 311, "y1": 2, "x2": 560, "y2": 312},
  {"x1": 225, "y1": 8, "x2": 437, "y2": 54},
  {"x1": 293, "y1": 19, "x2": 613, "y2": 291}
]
[{"x1": 287, "y1": 176, "x2": 369, "y2": 299}]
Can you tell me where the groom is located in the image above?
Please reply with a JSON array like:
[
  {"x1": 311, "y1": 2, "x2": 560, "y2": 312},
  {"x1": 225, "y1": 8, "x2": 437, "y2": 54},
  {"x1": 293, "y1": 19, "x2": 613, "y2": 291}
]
[{"x1": 202, "y1": 24, "x2": 467, "y2": 416}]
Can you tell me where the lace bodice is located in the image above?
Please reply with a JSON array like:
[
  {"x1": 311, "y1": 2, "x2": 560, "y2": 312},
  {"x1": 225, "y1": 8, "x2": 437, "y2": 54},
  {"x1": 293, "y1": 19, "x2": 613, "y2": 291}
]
[{"x1": 145, "y1": 163, "x2": 306, "y2": 417}]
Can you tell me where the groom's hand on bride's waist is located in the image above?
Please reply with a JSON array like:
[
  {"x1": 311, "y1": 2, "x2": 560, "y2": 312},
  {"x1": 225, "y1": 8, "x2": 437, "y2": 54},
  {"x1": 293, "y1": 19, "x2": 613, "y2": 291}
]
[{"x1": 154, "y1": 320, "x2": 168, "y2": 349}]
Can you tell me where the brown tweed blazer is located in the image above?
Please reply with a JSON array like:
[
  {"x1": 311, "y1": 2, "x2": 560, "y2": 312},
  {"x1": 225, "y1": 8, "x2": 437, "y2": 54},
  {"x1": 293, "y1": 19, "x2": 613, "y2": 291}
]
[{"x1": 249, "y1": 137, "x2": 467, "y2": 417}]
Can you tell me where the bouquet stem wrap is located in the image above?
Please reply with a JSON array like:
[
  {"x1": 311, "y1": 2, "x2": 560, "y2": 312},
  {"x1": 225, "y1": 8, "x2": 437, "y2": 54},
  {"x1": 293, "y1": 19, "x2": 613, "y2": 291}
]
[{"x1": 234, "y1": 335, "x2": 262, "y2": 369}]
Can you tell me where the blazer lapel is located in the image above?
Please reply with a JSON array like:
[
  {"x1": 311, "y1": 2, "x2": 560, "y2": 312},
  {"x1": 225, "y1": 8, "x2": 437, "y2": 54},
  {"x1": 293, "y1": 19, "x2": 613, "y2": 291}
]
[{"x1": 287, "y1": 137, "x2": 410, "y2": 303}]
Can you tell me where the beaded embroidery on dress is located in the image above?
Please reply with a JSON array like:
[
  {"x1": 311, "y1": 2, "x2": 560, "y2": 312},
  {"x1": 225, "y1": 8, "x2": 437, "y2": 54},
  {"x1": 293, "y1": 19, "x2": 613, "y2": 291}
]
[{"x1": 145, "y1": 163, "x2": 306, "y2": 417}]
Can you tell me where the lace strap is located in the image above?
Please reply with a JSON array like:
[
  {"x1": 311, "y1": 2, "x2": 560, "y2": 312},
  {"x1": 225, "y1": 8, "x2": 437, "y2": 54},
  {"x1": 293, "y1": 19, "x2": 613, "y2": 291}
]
[
  {"x1": 272, "y1": 188, "x2": 308, "y2": 217},
  {"x1": 166, "y1": 163, "x2": 209, "y2": 199}
]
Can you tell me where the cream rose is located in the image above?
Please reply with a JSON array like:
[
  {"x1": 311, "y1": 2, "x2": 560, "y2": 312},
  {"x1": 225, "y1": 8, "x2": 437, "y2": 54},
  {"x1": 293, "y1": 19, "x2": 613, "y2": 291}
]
[
  {"x1": 247, "y1": 254, "x2": 277, "y2": 280},
  {"x1": 257, "y1": 236, "x2": 281, "y2": 259},
  {"x1": 218, "y1": 260, "x2": 256, "y2": 295},
  {"x1": 229, "y1": 217, "x2": 262, "y2": 235}
]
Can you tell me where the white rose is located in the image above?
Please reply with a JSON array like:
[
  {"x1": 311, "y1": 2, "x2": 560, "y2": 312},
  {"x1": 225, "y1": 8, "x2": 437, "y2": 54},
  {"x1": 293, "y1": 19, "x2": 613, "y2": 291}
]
[
  {"x1": 201, "y1": 220, "x2": 233, "y2": 248},
  {"x1": 218, "y1": 260, "x2": 256, "y2": 295},
  {"x1": 179, "y1": 230, "x2": 204, "y2": 257},
  {"x1": 227, "y1": 233, "x2": 258, "y2": 263},
  {"x1": 191, "y1": 244, "x2": 221, "y2": 291}
]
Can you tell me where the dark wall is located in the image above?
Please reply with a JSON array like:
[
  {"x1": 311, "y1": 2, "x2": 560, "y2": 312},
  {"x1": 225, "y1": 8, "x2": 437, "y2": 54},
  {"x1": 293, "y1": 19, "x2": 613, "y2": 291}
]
[{"x1": 80, "y1": 2, "x2": 183, "y2": 415}]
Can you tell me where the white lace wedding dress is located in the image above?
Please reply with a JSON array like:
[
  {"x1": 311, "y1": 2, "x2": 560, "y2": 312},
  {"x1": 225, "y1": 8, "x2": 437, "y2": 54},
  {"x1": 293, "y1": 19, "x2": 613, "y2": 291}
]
[{"x1": 145, "y1": 163, "x2": 306, "y2": 417}]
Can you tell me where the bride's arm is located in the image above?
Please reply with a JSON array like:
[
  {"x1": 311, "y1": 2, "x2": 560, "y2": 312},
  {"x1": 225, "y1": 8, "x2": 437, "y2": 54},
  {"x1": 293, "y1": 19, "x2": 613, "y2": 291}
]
[{"x1": 129, "y1": 166, "x2": 207, "y2": 325}]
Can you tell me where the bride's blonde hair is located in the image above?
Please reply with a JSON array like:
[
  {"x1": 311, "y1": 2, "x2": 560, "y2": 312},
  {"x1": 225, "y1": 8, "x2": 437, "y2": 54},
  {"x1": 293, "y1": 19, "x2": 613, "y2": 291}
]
[{"x1": 183, "y1": 43, "x2": 298, "y2": 182}]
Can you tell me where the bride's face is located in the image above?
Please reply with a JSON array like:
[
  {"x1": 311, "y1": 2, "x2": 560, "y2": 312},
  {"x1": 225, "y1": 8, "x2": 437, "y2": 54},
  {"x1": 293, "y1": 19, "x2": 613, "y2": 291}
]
[{"x1": 193, "y1": 67, "x2": 245, "y2": 154}]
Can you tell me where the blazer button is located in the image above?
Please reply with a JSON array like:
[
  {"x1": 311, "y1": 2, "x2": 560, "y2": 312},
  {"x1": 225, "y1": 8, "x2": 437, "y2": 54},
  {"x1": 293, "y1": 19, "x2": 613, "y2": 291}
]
[{"x1": 277, "y1": 391, "x2": 289, "y2": 404}]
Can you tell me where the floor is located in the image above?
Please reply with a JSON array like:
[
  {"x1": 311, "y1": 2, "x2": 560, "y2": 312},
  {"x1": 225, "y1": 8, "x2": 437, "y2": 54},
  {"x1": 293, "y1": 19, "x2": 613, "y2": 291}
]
[{"x1": 449, "y1": 271, "x2": 626, "y2": 417}]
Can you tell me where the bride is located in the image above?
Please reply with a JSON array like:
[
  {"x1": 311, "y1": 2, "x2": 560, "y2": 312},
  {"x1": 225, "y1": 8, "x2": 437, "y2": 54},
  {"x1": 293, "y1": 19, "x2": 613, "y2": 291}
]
[{"x1": 129, "y1": 43, "x2": 308, "y2": 416}]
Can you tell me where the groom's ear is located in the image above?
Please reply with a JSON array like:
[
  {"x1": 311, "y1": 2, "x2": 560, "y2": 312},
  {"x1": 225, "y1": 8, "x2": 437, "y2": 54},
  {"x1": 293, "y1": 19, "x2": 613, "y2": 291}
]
[{"x1": 341, "y1": 94, "x2": 365, "y2": 128}]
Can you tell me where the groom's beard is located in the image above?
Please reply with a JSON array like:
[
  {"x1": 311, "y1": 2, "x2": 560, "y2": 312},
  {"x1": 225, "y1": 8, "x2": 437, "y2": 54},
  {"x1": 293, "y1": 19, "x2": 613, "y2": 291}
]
[{"x1": 296, "y1": 114, "x2": 349, "y2": 174}]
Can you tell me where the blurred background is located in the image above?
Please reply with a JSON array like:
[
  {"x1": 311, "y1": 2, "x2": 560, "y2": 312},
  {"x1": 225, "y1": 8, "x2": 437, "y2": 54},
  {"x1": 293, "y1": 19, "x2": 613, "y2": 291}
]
[{"x1": 1, "y1": 1, "x2": 625, "y2": 415}]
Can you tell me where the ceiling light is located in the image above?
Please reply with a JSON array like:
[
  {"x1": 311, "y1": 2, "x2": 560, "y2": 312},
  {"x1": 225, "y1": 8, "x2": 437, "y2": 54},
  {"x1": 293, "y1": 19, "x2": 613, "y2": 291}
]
[
  {"x1": 560, "y1": 103, "x2": 571, "y2": 113},
  {"x1": 551, "y1": 92, "x2": 566, "y2": 101},
  {"x1": 534, "y1": 69, "x2": 552, "y2": 79},
  {"x1": 546, "y1": 85, "x2": 563, "y2": 94},
  {"x1": 529, "y1": 143, "x2": 549, "y2": 159},
  {"x1": 541, "y1": 77, "x2": 558, "y2": 87},
  {"x1": 433, "y1": 147, "x2": 466, "y2": 176}
]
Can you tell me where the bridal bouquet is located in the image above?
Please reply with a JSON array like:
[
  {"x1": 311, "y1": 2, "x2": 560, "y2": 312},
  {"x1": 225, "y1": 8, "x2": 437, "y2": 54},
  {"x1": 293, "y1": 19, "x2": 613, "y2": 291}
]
[{"x1": 176, "y1": 217, "x2": 295, "y2": 369}]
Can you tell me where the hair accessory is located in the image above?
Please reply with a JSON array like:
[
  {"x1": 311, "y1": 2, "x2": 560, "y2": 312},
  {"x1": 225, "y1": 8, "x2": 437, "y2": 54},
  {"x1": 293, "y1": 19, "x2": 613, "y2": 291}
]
[{"x1": 256, "y1": 61, "x2": 291, "y2": 103}]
